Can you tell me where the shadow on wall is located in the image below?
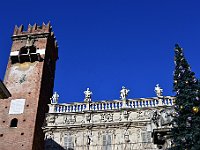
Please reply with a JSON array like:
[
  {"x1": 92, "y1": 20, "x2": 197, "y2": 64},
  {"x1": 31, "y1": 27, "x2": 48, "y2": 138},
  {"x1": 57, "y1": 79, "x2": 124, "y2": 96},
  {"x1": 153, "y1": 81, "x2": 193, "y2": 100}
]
[{"x1": 45, "y1": 139, "x2": 73, "y2": 150}]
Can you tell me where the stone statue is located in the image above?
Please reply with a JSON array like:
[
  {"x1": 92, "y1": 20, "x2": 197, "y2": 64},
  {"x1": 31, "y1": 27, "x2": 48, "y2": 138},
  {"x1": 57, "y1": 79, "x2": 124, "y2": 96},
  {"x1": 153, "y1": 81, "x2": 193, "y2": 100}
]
[
  {"x1": 120, "y1": 86, "x2": 130, "y2": 100},
  {"x1": 154, "y1": 84, "x2": 163, "y2": 97},
  {"x1": 84, "y1": 88, "x2": 92, "y2": 102},
  {"x1": 160, "y1": 109, "x2": 173, "y2": 126},
  {"x1": 152, "y1": 109, "x2": 173, "y2": 127},
  {"x1": 50, "y1": 92, "x2": 59, "y2": 104},
  {"x1": 152, "y1": 110, "x2": 160, "y2": 127},
  {"x1": 26, "y1": 35, "x2": 34, "y2": 47}
]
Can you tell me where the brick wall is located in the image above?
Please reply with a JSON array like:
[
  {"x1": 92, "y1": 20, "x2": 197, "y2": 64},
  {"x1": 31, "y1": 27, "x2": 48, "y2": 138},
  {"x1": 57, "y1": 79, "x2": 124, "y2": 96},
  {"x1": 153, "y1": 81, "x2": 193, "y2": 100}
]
[{"x1": 0, "y1": 23, "x2": 58, "y2": 150}]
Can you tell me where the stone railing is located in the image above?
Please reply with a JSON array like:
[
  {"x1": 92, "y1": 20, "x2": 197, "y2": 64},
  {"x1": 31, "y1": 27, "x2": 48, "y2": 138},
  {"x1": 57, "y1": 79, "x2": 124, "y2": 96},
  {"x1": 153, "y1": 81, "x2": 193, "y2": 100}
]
[{"x1": 48, "y1": 96, "x2": 174, "y2": 113}]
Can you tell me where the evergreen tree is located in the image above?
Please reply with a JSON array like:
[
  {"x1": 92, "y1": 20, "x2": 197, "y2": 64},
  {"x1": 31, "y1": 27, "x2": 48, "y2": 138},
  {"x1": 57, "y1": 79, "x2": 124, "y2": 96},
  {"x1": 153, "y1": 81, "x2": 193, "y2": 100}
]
[{"x1": 170, "y1": 44, "x2": 200, "y2": 150}]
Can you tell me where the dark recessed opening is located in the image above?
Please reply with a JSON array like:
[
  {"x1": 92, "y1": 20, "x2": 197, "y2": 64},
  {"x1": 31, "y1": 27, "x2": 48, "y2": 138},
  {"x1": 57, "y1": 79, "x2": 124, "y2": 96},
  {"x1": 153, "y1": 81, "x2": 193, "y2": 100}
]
[
  {"x1": 0, "y1": 134, "x2": 3, "y2": 137},
  {"x1": 5, "y1": 106, "x2": 7, "y2": 109},
  {"x1": 21, "y1": 133, "x2": 24, "y2": 135},
  {"x1": 26, "y1": 104, "x2": 29, "y2": 107},
  {"x1": 29, "y1": 46, "x2": 36, "y2": 53},
  {"x1": 11, "y1": 56, "x2": 19, "y2": 64},
  {"x1": 22, "y1": 144, "x2": 24, "y2": 146},
  {"x1": 3, "y1": 121, "x2": 5, "y2": 123},
  {"x1": 10, "y1": 118, "x2": 18, "y2": 128},
  {"x1": 20, "y1": 47, "x2": 28, "y2": 55},
  {"x1": 23, "y1": 119, "x2": 26, "y2": 122}
]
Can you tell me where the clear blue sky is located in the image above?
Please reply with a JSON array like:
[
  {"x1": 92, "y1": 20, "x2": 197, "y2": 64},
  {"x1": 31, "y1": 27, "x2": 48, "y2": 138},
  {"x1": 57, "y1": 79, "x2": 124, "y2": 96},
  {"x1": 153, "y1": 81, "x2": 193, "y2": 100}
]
[{"x1": 0, "y1": 0, "x2": 200, "y2": 103}]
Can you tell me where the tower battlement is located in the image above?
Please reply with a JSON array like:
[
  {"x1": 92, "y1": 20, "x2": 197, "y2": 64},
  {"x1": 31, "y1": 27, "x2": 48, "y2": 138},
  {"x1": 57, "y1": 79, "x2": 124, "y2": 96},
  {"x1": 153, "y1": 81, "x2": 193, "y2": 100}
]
[
  {"x1": 13, "y1": 22, "x2": 52, "y2": 36},
  {"x1": 10, "y1": 23, "x2": 58, "y2": 62}
]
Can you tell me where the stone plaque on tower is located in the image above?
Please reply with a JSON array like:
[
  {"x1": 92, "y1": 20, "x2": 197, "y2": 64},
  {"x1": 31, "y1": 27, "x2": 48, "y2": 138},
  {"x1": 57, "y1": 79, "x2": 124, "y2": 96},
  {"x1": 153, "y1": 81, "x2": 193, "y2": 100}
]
[{"x1": 9, "y1": 99, "x2": 26, "y2": 114}]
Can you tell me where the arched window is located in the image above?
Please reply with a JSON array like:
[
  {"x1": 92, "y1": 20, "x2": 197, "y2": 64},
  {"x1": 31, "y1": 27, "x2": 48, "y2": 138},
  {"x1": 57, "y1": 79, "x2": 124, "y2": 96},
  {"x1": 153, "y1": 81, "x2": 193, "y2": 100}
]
[{"x1": 10, "y1": 118, "x2": 18, "y2": 127}]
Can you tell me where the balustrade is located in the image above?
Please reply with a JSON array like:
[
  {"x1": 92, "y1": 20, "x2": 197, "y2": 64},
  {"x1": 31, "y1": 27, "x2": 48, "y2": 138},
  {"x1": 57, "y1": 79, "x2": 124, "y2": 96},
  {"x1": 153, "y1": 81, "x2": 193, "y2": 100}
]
[{"x1": 49, "y1": 97, "x2": 174, "y2": 113}]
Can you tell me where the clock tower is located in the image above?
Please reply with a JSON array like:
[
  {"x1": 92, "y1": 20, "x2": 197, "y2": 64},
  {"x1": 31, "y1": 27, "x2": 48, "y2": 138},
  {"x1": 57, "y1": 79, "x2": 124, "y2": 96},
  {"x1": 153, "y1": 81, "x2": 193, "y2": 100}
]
[{"x1": 0, "y1": 23, "x2": 58, "y2": 150}]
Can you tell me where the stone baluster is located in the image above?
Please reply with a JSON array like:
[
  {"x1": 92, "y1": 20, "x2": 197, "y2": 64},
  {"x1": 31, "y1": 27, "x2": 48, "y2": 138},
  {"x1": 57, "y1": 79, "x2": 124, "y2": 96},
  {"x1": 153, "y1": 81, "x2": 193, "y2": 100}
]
[
  {"x1": 100, "y1": 103, "x2": 103, "y2": 110},
  {"x1": 145, "y1": 100, "x2": 149, "y2": 107},
  {"x1": 96, "y1": 103, "x2": 99, "y2": 110},
  {"x1": 76, "y1": 105, "x2": 79, "y2": 112},
  {"x1": 78, "y1": 104, "x2": 81, "y2": 111},
  {"x1": 126, "y1": 100, "x2": 130, "y2": 107},
  {"x1": 80, "y1": 105, "x2": 83, "y2": 111},
  {"x1": 166, "y1": 98, "x2": 169, "y2": 105},
  {"x1": 85, "y1": 102, "x2": 90, "y2": 111},
  {"x1": 94, "y1": 103, "x2": 97, "y2": 110},
  {"x1": 93, "y1": 103, "x2": 95, "y2": 110},
  {"x1": 72, "y1": 105, "x2": 75, "y2": 112},
  {"x1": 92, "y1": 103, "x2": 94, "y2": 110},
  {"x1": 102, "y1": 103, "x2": 105, "y2": 110},
  {"x1": 106, "y1": 103, "x2": 109, "y2": 110},
  {"x1": 65, "y1": 105, "x2": 67, "y2": 112},
  {"x1": 139, "y1": 101, "x2": 142, "y2": 107},
  {"x1": 48, "y1": 104, "x2": 56, "y2": 113},
  {"x1": 120, "y1": 102, "x2": 122, "y2": 108},
  {"x1": 142, "y1": 100, "x2": 145, "y2": 107},
  {"x1": 132, "y1": 101, "x2": 135, "y2": 108},
  {"x1": 136, "y1": 101, "x2": 139, "y2": 108},
  {"x1": 67, "y1": 105, "x2": 70, "y2": 112},
  {"x1": 153, "y1": 99, "x2": 156, "y2": 106},
  {"x1": 110, "y1": 102, "x2": 113, "y2": 110},
  {"x1": 113, "y1": 102, "x2": 116, "y2": 109},
  {"x1": 169, "y1": 98, "x2": 173, "y2": 105},
  {"x1": 60, "y1": 105, "x2": 63, "y2": 112}
]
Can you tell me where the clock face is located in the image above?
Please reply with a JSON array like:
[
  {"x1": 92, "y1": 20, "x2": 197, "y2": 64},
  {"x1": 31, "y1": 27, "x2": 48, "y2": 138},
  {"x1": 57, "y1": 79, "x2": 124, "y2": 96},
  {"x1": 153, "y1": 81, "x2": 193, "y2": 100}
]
[{"x1": 6, "y1": 62, "x2": 38, "y2": 94}]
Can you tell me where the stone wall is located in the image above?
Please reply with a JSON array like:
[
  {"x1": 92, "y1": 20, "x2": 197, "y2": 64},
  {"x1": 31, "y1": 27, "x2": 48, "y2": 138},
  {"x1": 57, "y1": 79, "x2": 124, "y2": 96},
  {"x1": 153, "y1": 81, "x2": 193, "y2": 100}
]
[{"x1": 43, "y1": 97, "x2": 174, "y2": 150}]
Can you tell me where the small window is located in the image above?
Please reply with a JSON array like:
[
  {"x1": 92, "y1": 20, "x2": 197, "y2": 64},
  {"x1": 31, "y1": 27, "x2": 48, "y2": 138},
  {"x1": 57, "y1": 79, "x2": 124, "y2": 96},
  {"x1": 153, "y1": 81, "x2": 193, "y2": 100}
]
[
  {"x1": 103, "y1": 134, "x2": 112, "y2": 150},
  {"x1": 64, "y1": 136, "x2": 74, "y2": 150},
  {"x1": 141, "y1": 131, "x2": 151, "y2": 143},
  {"x1": 10, "y1": 118, "x2": 18, "y2": 127}
]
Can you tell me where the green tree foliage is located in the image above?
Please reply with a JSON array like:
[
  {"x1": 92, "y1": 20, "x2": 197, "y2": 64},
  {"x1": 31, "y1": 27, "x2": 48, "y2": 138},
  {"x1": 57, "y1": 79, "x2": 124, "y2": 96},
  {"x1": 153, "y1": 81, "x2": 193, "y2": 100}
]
[{"x1": 170, "y1": 44, "x2": 200, "y2": 150}]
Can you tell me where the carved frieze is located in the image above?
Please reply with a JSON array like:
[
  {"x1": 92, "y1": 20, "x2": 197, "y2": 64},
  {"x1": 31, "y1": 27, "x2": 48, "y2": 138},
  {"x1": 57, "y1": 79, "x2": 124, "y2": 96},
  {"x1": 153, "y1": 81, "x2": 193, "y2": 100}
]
[
  {"x1": 123, "y1": 110, "x2": 129, "y2": 120},
  {"x1": 151, "y1": 108, "x2": 173, "y2": 128},
  {"x1": 124, "y1": 129, "x2": 130, "y2": 142},
  {"x1": 46, "y1": 115, "x2": 55, "y2": 124},
  {"x1": 100, "y1": 113, "x2": 113, "y2": 122},
  {"x1": 85, "y1": 113, "x2": 91, "y2": 122},
  {"x1": 64, "y1": 115, "x2": 76, "y2": 124}
]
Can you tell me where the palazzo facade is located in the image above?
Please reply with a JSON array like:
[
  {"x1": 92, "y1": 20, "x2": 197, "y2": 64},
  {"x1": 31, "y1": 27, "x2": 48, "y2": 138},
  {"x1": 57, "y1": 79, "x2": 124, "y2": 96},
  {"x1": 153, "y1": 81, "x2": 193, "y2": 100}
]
[{"x1": 43, "y1": 87, "x2": 174, "y2": 150}]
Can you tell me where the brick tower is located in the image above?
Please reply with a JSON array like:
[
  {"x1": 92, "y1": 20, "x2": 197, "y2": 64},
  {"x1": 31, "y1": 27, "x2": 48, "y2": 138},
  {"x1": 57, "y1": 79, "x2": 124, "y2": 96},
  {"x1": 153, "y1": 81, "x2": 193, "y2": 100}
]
[{"x1": 0, "y1": 23, "x2": 58, "y2": 150}]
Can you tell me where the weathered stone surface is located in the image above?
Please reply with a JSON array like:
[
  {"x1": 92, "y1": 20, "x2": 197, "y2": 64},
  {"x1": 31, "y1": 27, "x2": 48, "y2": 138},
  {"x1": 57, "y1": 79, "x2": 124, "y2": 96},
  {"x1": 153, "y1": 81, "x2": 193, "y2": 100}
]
[{"x1": 43, "y1": 97, "x2": 174, "y2": 150}]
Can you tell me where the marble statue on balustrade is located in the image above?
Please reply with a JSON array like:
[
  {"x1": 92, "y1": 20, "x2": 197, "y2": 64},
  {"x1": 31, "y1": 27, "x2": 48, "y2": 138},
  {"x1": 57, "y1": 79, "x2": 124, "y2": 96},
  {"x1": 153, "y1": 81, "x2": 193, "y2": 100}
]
[
  {"x1": 120, "y1": 86, "x2": 130, "y2": 100},
  {"x1": 154, "y1": 84, "x2": 163, "y2": 97},
  {"x1": 84, "y1": 88, "x2": 92, "y2": 102},
  {"x1": 50, "y1": 91, "x2": 59, "y2": 104}
]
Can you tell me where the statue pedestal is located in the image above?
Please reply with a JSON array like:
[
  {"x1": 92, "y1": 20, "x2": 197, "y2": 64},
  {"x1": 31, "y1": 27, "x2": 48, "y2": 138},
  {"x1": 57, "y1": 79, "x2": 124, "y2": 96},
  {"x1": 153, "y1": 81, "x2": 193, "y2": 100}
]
[
  {"x1": 122, "y1": 99, "x2": 128, "y2": 108},
  {"x1": 85, "y1": 102, "x2": 90, "y2": 111}
]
